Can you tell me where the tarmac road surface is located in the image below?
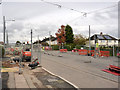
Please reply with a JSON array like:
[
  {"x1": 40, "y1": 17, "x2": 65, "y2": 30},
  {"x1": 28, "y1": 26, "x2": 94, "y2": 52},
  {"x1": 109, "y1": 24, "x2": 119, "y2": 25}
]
[{"x1": 33, "y1": 50, "x2": 119, "y2": 88}]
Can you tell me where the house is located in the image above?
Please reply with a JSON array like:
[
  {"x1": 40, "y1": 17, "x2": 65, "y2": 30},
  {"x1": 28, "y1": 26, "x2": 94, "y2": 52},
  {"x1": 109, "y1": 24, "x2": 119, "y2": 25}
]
[
  {"x1": 86, "y1": 32, "x2": 118, "y2": 47},
  {"x1": 51, "y1": 37, "x2": 57, "y2": 45},
  {"x1": 41, "y1": 36, "x2": 57, "y2": 45}
]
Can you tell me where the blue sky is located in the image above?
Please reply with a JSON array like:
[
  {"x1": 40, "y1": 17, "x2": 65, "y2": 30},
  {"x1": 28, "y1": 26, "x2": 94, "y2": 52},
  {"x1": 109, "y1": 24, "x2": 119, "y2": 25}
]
[{"x1": 0, "y1": 0, "x2": 119, "y2": 43}]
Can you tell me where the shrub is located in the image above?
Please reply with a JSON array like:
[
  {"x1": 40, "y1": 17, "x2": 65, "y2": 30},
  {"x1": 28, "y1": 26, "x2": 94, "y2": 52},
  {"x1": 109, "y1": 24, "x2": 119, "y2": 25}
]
[
  {"x1": 51, "y1": 45, "x2": 59, "y2": 50},
  {"x1": 64, "y1": 44, "x2": 75, "y2": 51}
]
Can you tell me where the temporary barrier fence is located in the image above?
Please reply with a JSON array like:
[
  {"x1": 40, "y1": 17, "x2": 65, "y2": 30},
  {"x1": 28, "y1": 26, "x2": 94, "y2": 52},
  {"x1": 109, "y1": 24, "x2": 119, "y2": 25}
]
[
  {"x1": 60, "y1": 49, "x2": 67, "y2": 53},
  {"x1": 78, "y1": 49, "x2": 88, "y2": 55}
]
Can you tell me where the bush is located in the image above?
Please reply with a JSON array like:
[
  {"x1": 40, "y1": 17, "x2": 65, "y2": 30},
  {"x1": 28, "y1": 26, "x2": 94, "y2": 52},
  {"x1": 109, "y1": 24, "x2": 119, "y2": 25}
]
[
  {"x1": 75, "y1": 45, "x2": 89, "y2": 50},
  {"x1": 51, "y1": 45, "x2": 59, "y2": 50},
  {"x1": 64, "y1": 44, "x2": 75, "y2": 51}
]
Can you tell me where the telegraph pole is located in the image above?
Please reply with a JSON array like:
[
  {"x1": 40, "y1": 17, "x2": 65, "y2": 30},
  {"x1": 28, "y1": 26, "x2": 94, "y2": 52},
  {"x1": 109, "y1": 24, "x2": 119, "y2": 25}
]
[
  {"x1": 6, "y1": 30, "x2": 9, "y2": 45},
  {"x1": 49, "y1": 31, "x2": 51, "y2": 49},
  {"x1": 89, "y1": 25, "x2": 91, "y2": 55},
  {"x1": 31, "y1": 29, "x2": 32, "y2": 62},
  {"x1": 38, "y1": 35, "x2": 39, "y2": 44},
  {"x1": 94, "y1": 35, "x2": 97, "y2": 58},
  {"x1": 3, "y1": 16, "x2": 6, "y2": 46}
]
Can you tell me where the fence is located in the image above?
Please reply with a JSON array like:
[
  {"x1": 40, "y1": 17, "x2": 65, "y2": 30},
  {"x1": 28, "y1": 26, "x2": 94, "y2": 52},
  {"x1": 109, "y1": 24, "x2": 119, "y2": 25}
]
[
  {"x1": 51, "y1": 44, "x2": 119, "y2": 56},
  {"x1": 33, "y1": 44, "x2": 41, "y2": 64},
  {"x1": 60, "y1": 49, "x2": 67, "y2": 53}
]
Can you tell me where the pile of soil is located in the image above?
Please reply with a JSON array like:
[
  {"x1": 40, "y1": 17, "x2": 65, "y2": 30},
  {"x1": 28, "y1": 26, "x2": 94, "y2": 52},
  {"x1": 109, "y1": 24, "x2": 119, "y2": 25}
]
[{"x1": 2, "y1": 60, "x2": 19, "y2": 68}]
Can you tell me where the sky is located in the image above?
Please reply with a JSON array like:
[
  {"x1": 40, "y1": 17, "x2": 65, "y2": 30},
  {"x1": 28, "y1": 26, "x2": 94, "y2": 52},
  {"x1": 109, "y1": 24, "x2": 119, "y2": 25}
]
[{"x1": 0, "y1": 0, "x2": 119, "y2": 43}]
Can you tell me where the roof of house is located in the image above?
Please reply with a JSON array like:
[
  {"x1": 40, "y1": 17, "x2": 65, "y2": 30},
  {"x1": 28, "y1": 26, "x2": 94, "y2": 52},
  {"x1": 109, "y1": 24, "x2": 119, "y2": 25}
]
[
  {"x1": 51, "y1": 37, "x2": 57, "y2": 41},
  {"x1": 41, "y1": 36, "x2": 57, "y2": 42},
  {"x1": 90, "y1": 34, "x2": 117, "y2": 40}
]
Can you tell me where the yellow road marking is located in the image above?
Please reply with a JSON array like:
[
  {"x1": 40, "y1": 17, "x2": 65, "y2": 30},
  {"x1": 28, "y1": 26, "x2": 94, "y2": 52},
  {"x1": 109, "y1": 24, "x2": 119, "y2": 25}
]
[{"x1": 1, "y1": 68, "x2": 19, "y2": 72}]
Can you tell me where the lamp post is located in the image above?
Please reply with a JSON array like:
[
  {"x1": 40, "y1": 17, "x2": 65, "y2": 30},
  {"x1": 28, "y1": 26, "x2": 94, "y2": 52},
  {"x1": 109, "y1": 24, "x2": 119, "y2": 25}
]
[{"x1": 3, "y1": 16, "x2": 15, "y2": 47}]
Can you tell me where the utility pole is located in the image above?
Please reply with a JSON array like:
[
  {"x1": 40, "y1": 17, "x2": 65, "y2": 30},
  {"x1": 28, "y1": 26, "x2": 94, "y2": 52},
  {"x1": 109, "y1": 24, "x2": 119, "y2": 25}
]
[
  {"x1": 3, "y1": 16, "x2": 6, "y2": 46},
  {"x1": 113, "y1": 41, "x2": 115, "y2": 57},
  {"x1": 38, "y1": 35, "x2": 39, "y2": 44},
  {"x1": 6, "y1": 30, "x2": 9, "y2": 45},
  {"x1": 94, "y1": 35, "x2": 96, "y2": 58},
  {"x1": 31, "y1": 29, "x2": 32, "y2": 62},
  {"x1": 89, "y1": 25, "x2": 91, "y2": 55},
  {"x1": 49, "y1": 31, "x2": 51, "y2": 49}
]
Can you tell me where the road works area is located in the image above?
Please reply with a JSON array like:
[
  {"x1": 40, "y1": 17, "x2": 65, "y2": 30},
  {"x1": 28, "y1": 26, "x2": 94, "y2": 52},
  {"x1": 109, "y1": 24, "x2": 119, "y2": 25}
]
[{"x1": 2, "y1": 55, "x2": 77, "y2": 89}]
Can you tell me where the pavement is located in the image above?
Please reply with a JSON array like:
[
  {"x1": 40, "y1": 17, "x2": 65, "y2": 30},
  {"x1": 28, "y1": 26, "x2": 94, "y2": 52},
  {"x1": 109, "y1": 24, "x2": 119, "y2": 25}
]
[
  {"x1": 32, "y1": 50, "x2": 119, "y2": 88},
  {"x1": 2, "y1": 61, "x2": 77, "y2": 89},
  {"x1": 2, "y1": 66, "x2": 45, "y2": 89}
]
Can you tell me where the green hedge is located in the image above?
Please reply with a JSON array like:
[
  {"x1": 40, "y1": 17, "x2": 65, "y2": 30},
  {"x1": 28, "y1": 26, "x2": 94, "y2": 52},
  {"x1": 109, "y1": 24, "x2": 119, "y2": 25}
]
[
  {"x1": 51, "y1": 45, "x2": 59, "y2": 50},
  {"x1": 64, "y1": 44, "x2": 75, "y2": 51}
]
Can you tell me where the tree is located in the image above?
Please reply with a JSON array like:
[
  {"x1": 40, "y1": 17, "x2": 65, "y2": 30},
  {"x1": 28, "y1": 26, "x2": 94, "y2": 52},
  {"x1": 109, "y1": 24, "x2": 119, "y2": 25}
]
[
  {"x1": 15, "y1": 41, "x2": 21, "y2": 47},
  {"x1": 65, "y1": 25, "x2": 74, "y2": 44},
  {"x1": 41, "y1": 42, "x2": 49, "y2": 46},
  {"x1": 23, "y1": 42, "x2": 25, "y2": 44},
  {"x1": 55, "y1": 25, "x2": 66, "y2": 46},
  {"x1": 74, "y1": 34, "x2": 86, "y2": 45},
  {"x1": 16, "y1": 41, "x2": 21, "y2": 45}
]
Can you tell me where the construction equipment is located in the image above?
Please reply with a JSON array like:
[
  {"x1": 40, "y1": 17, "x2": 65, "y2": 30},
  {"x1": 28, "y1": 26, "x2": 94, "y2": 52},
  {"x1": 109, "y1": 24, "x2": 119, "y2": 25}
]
[
  {"x1": 28, "y1": 58, "x2": 39, "y2": 69},
  {"x1": 21, "y1": 43, "x2": 31, "y2": 62},
  {"x1": 21, "y1": 48, "x2": 31, "y2": 61}
]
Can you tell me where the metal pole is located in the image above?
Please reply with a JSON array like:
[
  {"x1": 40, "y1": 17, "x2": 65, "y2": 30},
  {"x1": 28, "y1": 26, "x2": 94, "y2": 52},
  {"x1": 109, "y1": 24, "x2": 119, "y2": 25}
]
[
  {"x1": 113, "y1": 45, "x2": 115, "y2": 57},
  {"x1": 94, "y1": 35, "x2": 96, "y2": 58},
  {"x1": 3, "y1": 16, "x2": 6, "y2": 46},
  {"x1": 89, "y1": 25, "x2": 91, "y2": 55},
  {"x1": 6, "y1": 30, "x2": 8, "y2": 46},
  {"x1": 39, "y1": 44, "x2": 41, "y2": 66},
  {"x1": 38, "y1": 35, "x2": 40, "y2": 63},
  {"x1": 49, "y1": 31, "x2": 51, "y2": 49},
  {"x1": 31, "y1": 29, "x2": 32, "y2": 62},
  {"x1": 38, "y1": 35, "x2": 39, "y2": 44}
]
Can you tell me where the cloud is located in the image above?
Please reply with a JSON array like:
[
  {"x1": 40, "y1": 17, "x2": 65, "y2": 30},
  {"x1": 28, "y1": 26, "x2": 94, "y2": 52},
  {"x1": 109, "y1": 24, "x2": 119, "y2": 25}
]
[
  {"x1": 1, "y1": 2, "x2": 118, "y2": 43},
  {"x1": 72, "y1": 24, "x2": 118, "y2": 38},
  {"x1": 7, "y1": 21, "x2": 24, "y2": 33}
]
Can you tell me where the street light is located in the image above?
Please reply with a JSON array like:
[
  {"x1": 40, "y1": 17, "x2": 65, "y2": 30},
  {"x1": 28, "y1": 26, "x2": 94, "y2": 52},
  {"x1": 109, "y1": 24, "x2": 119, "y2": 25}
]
[{"x1": 3, "y1": 16, "x2": 15, "y2": 46}]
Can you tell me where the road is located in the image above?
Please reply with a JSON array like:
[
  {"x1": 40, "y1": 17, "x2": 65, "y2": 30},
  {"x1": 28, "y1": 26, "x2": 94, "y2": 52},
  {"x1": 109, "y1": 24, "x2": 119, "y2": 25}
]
[{"x1": 33, "y1": 50, "x2": 119, "y2": 88}]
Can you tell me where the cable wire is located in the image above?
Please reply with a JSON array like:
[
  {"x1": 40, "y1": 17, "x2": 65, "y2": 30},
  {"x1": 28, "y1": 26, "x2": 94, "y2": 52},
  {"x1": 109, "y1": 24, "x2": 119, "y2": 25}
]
[
  {"x1": 87, "y1": 4, "x2": 118, "y2": 14},
  {"x1": 41, "y1": 0, "x2": 117, "y2": 17},
  {"x1": 41, "y1": 0, "x2": 86, "y2": 14}
]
